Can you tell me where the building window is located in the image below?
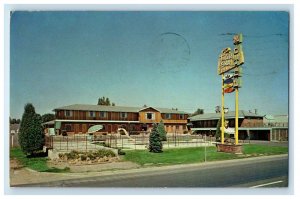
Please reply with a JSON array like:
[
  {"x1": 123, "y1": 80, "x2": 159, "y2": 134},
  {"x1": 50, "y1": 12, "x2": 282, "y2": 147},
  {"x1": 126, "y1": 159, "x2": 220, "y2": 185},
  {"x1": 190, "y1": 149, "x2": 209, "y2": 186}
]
[
  {"x1": 165, "y1": 113, "x2": 171, "y2": 119},
  {"x1": 146, "y1": 113, "x2": 155, "y2": 120},
  {"x1": 100, "y1": 111, "x2": 107, "y2": 118},
  {"x1": 120, "y1": 112, "x2": 127, "y2": 119},
  {"x1": 89, "y1": 111, "x2": 96, "y2": 117},
  {"x1": 176, "y1": 125, "x2": 179, "y2": 130},
  {"x1": 179, "y1": 114, "x2": 184, "y2": 119},
  {"x1": 65, "y1": 110, "x2": 73, "y2": 117}
]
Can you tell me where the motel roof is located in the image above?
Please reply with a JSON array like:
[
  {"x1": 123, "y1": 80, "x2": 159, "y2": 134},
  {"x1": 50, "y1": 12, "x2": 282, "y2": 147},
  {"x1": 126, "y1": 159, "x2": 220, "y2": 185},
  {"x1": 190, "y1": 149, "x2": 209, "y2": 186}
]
[
  {"x1": 188, "y1": 110, "x2": 263, "y2": 121},
  {"x1": 53, "y1": 104, "x2": 189, "y2": 114}
]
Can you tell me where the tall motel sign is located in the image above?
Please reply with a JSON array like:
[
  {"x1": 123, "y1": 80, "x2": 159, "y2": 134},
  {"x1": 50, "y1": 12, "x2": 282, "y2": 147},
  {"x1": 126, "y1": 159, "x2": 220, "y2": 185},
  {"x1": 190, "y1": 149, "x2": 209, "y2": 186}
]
[{"x1": 217, "y1": 33, "x2": 245, "y2": 145}]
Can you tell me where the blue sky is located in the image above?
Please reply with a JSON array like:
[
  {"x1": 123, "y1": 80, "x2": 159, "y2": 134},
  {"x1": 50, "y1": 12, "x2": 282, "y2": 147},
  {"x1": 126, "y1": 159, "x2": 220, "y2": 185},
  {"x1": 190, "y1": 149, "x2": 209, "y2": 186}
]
[{"x1": 10, "y1": 11, "x2": 289, "y2": 118}]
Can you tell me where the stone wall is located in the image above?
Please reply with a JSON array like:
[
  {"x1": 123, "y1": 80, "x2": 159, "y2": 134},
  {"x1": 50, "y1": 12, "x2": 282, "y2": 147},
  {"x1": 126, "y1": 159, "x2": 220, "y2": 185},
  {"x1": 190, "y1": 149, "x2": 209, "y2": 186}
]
[{"x1": 216, "y1": 143, "x2": 243, "y2": 154}]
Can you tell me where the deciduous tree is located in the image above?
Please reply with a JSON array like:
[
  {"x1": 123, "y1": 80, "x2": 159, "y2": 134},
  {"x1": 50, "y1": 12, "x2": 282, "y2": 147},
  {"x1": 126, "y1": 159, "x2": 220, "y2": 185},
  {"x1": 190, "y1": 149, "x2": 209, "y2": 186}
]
[{"x1": 41, "y1": 113, "x2": 55, "y2": 123}]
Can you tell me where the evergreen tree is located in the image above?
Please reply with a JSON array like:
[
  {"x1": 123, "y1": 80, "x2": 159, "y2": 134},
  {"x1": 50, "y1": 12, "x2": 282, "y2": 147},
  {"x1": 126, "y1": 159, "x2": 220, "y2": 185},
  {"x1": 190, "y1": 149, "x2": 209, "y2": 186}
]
[
  {"x1": 191, "y1": 108, "x2": 204, "y2": 116},
  {"x1": 215, "y1": 117, "x2": 221, "y2": 142},
  {"x1": 97, "y1": 96, "x2": 115, "y2": 106},
  {"x1": 18, "y1": 103, "x2": 44, "y2": 156},
  {"x1": 157, "y1": 120, "x2": 167, "y2": 141},
  {"x1": 149, "y1": 123, "x2": 163, "y2": 153},
  {"x1": 105, "y1": 97, "x2": 111, "y2": 106},
  {"x1": 41, "y1": 113, "x2": 55, "y2": 123}
]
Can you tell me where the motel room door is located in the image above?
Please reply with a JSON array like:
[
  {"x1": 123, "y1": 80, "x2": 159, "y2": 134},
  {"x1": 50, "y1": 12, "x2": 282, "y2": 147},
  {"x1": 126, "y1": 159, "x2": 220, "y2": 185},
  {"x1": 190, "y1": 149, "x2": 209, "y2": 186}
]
[
  {"x1": 107, "y1": 124, "x2": 112, "y2": 133},
  {"x1": 82, "y1": 124, "x2": 88, "y2": 134}
]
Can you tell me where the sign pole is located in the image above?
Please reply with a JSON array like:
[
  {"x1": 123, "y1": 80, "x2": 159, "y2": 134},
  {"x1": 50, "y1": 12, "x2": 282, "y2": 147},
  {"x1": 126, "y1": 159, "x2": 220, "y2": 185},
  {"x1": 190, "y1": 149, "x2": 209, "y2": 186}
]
[
  {"x1": 235, "y1": 87, "x2": 239, "y2": 145},
  {"x1": 221, "y1": 74, "x2": 225, "y2": 144}
]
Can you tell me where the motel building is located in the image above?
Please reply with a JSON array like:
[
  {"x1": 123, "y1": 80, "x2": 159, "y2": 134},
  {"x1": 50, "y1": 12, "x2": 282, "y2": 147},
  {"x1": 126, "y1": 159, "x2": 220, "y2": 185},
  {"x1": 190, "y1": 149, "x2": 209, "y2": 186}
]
[
  {"x1": 188, "y1": 110, "x2": 288, "y2": 142},
  {"x1": 44, "y1": 104, "x2": 189, "y2": 135}
]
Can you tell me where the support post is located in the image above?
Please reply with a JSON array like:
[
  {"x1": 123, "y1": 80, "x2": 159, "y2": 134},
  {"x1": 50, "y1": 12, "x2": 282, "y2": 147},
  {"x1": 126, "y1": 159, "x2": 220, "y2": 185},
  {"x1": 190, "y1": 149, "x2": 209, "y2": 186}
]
[
  {"x1": 204, "y1": 134, "x2": 207, "y2": 162},
  {"x1": 235, "y1": 87, "x2": 239, "y2": 145},
  {"x1": 221, "y1": 74, "x2": 225, "y2": 144}
]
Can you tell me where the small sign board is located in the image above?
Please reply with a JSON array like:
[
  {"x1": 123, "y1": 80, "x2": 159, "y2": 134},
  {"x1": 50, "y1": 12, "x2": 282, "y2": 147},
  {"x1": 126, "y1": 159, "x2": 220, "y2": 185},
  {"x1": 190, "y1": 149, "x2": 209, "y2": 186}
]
[
  {"x1": 218, "y1": 47, "x2": 235, "y2": 75},
  {"x1": 48, "y1": 128, "x2": 55, "y2": 136}
]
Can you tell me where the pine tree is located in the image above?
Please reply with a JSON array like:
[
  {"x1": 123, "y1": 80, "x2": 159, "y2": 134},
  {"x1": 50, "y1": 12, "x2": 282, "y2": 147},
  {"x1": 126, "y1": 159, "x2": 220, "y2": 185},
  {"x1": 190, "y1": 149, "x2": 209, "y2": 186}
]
[
  {"x1": 149, "y1": 123, "x2": 163, "y2": 153},
  {"x1": 18, "y1": 103, "x2": 44, "y2": 156},
  {"x1": 97, "y1": 96, "x2": 115, "y2": 106},
  {"x1": 157, "y1": 120, "x2": 167, "y2": 141},
  {"x1": 215, "y1": 117, "x2": 221, "y2": 142}
]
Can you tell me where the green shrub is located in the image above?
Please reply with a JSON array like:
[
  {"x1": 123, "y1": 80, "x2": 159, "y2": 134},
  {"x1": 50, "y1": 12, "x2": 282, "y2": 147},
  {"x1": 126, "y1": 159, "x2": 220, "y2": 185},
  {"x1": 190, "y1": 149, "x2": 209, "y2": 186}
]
[
  {"x1": 58, "y1": 153, "x2": 64, "y2": 159},
  {"x1": 96, "y1": 149, "x2": 116, "y2": 158},
  {"x1": 87, "y1": 151, "x2": 96, "y2": 160},
  {"x1": 66, "y1": 150, "x2": 79, "y2": 160},
  {"x1": 80, "y1": 154, "x2": 87, "y2": 161},
  {"x1": 118, "y1": 148, "x2": 126, "y2": 155}
]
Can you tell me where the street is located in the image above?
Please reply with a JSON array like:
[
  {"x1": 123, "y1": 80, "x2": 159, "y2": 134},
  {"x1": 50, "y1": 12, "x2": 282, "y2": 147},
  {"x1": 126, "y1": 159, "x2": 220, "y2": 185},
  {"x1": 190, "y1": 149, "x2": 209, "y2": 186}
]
[{"x1": 22, "y1": 155, "x2": 288, "y2": 188}]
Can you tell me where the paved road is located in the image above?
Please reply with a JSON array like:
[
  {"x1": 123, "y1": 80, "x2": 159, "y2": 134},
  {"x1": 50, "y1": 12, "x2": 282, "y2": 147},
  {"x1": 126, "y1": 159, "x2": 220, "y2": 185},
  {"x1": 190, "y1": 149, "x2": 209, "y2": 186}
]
[{"x1": 23, "y1": 155, "x2": 288, "y2": 188}]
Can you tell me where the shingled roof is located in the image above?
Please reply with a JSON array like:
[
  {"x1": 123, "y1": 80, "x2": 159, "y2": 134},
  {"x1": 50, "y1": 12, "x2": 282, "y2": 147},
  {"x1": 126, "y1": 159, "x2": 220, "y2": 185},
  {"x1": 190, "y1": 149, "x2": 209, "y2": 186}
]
[
  {"x1": 188, "y1": 110, "x2": 263, "y2": 121},
  {"x1": 53, "y1": 104, "x2": 189, "y2": 114}
]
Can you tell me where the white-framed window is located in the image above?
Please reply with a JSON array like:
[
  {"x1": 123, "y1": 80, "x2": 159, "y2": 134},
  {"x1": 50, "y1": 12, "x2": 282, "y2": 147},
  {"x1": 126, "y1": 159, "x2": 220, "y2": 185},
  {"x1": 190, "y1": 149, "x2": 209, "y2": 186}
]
[
  {"x1": 165, "y1": 113, "x2": 171, "y2": 119},
  {"x1": 179, "y1": 114, "x2": 184, "y2": 119},
  {"x1": 65, "y1": 110, "x2": 73, "y2": 117},
  {"x1": 100, "y1": 111, "x2": 107, "y2": 118},
  {"x1": 89, "y1": 111, "x2": 96, "y2": 117},
  {"x1": 146, "y1": 112, "x2": 155, "y2": 120},
  {"x1": 120, "y1": 112, "x2": 127, "y2": 119}
]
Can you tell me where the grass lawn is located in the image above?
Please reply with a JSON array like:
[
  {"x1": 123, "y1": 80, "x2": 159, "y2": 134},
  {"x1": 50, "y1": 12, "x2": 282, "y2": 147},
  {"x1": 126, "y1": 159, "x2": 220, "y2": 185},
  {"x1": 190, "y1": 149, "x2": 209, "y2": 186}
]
[
  {"x1": 123, "y1": 144, "x2": 288, "y2": 166},
  {"x1": 10, "y1": 147, "x2": 70, "y2": 173}
]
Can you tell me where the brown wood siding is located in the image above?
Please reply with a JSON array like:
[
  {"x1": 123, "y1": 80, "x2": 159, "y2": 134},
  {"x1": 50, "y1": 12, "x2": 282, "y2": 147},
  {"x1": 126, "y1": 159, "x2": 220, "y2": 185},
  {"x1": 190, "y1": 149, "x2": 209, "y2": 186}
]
[
  {"x1": 139, "y1": 108, "x2": 162, "y2": 123},
  {"x1": 162, "y1": 119, "x2": 187, "y2": 124},
  {"x1": 56, "y1": 110, "x2": 139, "y2": 121},
  {"x1": 161, "y1": 113, "x2": 188, "y2": 120},
  {"x1": 241, "y1": 118, "x2": 264, "y2": 127}
]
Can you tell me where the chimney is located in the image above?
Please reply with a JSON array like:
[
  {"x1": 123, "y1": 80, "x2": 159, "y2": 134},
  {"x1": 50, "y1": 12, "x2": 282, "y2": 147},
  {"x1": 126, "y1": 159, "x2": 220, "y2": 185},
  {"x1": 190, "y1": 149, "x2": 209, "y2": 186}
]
[{"x1": 254, "y1": 109, "x2": 258, "y2": 114}]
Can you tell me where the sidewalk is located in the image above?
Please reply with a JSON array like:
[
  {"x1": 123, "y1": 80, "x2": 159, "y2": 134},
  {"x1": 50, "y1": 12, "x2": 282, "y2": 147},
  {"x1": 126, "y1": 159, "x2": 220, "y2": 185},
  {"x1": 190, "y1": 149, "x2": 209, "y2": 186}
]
[{"x1": 10, "y1": 154, "x2": 288, "y2": 187}]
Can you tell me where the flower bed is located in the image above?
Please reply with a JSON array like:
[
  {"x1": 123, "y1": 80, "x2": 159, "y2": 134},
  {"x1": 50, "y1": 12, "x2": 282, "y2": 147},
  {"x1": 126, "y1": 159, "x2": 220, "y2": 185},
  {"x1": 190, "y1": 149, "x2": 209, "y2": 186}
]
[{"x1": 56, "y1": 149, "x2": 119, "y2": 165}]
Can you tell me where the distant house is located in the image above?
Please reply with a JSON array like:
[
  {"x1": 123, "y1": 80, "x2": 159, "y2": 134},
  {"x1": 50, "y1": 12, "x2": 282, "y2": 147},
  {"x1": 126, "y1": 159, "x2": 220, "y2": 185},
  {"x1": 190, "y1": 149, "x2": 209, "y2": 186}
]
[
  {"x1": 188, "y1": 110, "x2": 288, "y2": 141},
  {"x1": 263, "y1": 115, "x2": 288, "y2": 141},
  {"x1": 10, "y1": 123, "x2": 20, "y2": 147},
  {"x1": 49, "y1": 104, "x2": 189, "y2": 135},
  {"x1": 10, "y1": 123, "x2": 20, "y2": 134}
]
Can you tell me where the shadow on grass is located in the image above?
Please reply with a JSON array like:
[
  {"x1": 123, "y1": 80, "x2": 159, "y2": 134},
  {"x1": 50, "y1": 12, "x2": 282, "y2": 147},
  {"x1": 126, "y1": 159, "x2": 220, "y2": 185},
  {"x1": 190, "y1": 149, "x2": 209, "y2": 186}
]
[
  {"x1": 42, "y1": 167, "x2": 71, "y2": 173},
  {"x1": 26, "y1": 151, "x2": 48, "y2": 158}
]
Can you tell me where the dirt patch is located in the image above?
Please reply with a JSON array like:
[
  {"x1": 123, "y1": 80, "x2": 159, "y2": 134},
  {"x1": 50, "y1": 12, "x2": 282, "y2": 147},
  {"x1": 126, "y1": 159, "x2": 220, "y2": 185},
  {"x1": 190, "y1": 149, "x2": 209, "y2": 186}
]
[{"x1": 10, "y1": 159, "x2": 23, "y2": 170}]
